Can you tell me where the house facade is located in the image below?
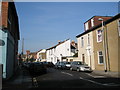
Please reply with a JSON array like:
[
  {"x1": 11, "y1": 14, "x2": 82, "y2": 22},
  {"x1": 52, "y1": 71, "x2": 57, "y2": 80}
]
[
  {"x1": 77, "y1": 14, "x2": 120, "y2": 77},
  {"x1": 93, "y1": 14, "x2": 120, "y2": 75},
  {"x1": 36, "y1": 49, "x2": 46, "y2": 62},
  {"x1": 46, "y1": 39, "x2": 71, "y2": 64},
  {"x1": 76, "y1": 16, "x2": 111, "y2": 70},
  {"x1": 0, "y1": 2, "x2": 20, "y2": 79},
  {"x1": 46, "y1": 39, "x2": 77, "y2": 64},
  {"x1": 76, "y1": 32, "x2": 95, "y2": 70}
]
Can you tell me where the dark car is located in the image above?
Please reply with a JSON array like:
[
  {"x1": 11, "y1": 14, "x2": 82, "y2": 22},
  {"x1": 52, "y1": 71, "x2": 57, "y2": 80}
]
[
  {"x1": 55, "y1": 62, "x2": 66, "y2": 69},
  {"x1": 42, "y1": 61, "x2": 55, "y2": 68},
  {"x1": 29, "y1": 62, "x2": 47, "y2": 76},
  {"x1": 63, "y1": 61, "x2": 71, "y2": 69}
]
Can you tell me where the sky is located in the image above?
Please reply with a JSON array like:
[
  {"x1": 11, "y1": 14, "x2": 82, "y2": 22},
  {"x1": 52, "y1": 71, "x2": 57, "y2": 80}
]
[{"x1": 15, "y1": 2, "x2": 119, "y2": 53}]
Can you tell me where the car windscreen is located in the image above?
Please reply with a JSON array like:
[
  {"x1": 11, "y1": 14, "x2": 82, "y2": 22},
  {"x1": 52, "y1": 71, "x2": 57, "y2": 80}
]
[{"x1": 77, "y1": 62, "x2": 84, "y2": 65}]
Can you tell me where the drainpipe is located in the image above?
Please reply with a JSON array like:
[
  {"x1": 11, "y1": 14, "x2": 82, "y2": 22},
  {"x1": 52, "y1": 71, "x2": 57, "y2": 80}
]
[{"x1": 98, "y1": 18, "x2": 107, "y2": 72}]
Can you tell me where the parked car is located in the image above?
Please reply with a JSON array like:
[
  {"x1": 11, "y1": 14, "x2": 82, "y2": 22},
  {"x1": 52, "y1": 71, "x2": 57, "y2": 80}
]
[
  {"x1": 43, "y1": 61, "x2": 55, "y2": 68},
  {"x1": 70, "y1": 61, "x2": 92, "y2": 72},
  {"x1": 55, "y1": 62, "x2": 66, "y2": 69},
  {"x1": 29, "y1": 62, "x2": 47, "y2": 76},
  {"x1": 63, "y1": 61, "x2": 71, "y2": 69}
]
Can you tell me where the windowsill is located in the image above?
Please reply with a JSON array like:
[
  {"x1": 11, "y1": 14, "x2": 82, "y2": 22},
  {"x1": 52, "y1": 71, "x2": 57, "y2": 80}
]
[
  {"x1": 97, "y1": 41, "x2": 102, "y2": 43},
  {"x1": 98, "y1": 63, "x2": 104, "y2": 66}
]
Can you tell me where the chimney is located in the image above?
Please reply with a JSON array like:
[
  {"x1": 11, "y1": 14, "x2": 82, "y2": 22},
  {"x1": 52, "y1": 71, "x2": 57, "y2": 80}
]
[
  {"x1": 58, "y1": 40, "x2": 61, "y2": 44},
  {"x1": 71, "y1": 40, "x2": 75, "y2": 46},
  {"x1": 26, "y1": 50, "x2": 30, "y2": 55}
]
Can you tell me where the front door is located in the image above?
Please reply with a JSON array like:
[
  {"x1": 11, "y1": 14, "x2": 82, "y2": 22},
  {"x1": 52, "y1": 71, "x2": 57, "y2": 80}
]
[{"x1": 82, "y1": 54, "x2": 85, "y2": 64}]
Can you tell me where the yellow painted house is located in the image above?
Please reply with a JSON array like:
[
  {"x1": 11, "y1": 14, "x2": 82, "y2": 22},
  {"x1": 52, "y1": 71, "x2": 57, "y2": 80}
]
[
  {"x1": 76, "y1": 14, "x2": 120, "y2": 77},
  {"x1": 93, "y1": 14, "x2": 120, "y2": 74}
]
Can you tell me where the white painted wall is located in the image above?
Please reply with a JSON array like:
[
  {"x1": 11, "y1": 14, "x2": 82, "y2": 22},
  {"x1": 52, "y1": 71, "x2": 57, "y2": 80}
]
[
  {"x1": 46, "y1": 39, "x2": 71, "y2": 64},
  {"x1": 36, "y1": 49, "x2": 46, "y2": 61}
]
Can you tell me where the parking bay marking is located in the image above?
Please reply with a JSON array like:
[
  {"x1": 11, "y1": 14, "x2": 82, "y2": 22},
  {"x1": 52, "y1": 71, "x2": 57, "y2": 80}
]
[
  {"x1": 85, "y1": 73, "x2": 105, "y2": 78},
  {"x1": 61, "y1": 71, "x2": 73, "y2": 76}
]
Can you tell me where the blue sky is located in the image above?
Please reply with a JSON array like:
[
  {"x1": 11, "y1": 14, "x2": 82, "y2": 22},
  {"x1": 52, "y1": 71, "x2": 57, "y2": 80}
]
[{"x1": 15, "y1": 2, "x2": 118, "y2": 53}]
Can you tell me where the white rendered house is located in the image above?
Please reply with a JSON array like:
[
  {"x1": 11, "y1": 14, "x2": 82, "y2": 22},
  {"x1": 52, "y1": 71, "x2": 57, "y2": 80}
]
[
  {"x1": 46, "y1": 39, "x2": 77, "y2": 64},
  {"x1": 36, "y1": 49, "x2": 46, "y2": 62}
]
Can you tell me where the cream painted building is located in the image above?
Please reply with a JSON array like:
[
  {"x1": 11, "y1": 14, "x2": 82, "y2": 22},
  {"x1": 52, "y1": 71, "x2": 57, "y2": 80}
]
[
  {"x1": 76, "y1": 32, "x2": 95, "y2": 70},
  {"x1": 76, "y1": 16, "x2": 113, "y2": 70},
  {"x1": 76, "y1": 14, "x2": 120, "y2": 77},
  {"x1": 92, "y1": 14, "x2": 120, "y2": 75}
]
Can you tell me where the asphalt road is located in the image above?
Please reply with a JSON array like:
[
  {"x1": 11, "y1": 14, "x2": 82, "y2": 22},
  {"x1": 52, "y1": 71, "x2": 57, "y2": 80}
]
[
  {"x1": 31, "y1": 68, "x2": 120, "y2": 88},
  {"x1": 2, "y1": 67, "x2": 120, "y2": 89}
]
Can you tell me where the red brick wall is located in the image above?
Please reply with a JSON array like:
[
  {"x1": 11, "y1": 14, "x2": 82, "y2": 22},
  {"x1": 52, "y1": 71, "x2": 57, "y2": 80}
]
[
  {"x1": 0, "y1": 2, "x2": 8, "y2": 28},
  {"x1": 84, "y1": 16, "x2": 112, "y2": 31}
]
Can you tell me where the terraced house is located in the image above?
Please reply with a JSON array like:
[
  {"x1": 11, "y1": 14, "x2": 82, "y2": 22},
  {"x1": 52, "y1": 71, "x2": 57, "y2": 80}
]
[
  {"x1": 76, "y1": 14, "x2": 120, "y2": 77},
  {"x1": 76, "y1": 16, "x2": 112, "y2": 70},
  {"x1": 0, "y1": 2, "x2": 20, "y2": 79},
  {"x1": 46, "y1": 39, "x2": 77, "y2": 64},
  {"x1": 93, "y1": 14, "x2": 120, "y2": 77}
]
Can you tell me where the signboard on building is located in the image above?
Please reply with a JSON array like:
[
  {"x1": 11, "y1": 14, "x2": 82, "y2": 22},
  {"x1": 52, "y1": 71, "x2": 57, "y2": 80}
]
[{"x1": 0, "y1": 39, "x2": 5, "y2": 46}]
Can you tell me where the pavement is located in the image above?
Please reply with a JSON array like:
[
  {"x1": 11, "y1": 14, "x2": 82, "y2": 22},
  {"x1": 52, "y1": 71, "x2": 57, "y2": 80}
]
[
  {"x1": 2, "y1": 66, "x2": 33, "y2": 90},
  {"x1": 92, "y1": 70, "x2": 120, "y2": 78}
]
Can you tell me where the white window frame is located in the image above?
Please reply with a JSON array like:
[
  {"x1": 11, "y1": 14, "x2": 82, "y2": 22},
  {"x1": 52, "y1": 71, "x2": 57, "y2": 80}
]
[
  {"x1": 97, "y1": 51, "x2": 104, "y2": 64},
  {"x1": 91, "y1": 18, "x2": 94, "y2": 27},
  {"x1": 87, "y1": 34, "x2": 90, "y2": 46},
  {"x1": 96, "y1": 29, "x2": 102, "y2": 43},
  {"x1": 85, "y1": 22, "x2": 89, "y2": 30}
]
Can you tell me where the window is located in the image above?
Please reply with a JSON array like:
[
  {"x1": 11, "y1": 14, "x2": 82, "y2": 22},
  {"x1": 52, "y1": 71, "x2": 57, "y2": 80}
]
[
  {"x1": 98, "y1": 51, "x2": 104, "y2": 64},
  {"x1": 88, "y1": 34, "x2": 90, "y2": 46},
  {"x1": 85, "y1": 22, "x2": 89, "y2": 30},
  {"x1": 81, "y1": 37, "x2": 84, "y2": 47},
  {"x1": 97, "y1": 29, "x2": 102, "y2": 42},
  {"x1": 91, "y1": 19, "x2": 94, "y2": 27}
]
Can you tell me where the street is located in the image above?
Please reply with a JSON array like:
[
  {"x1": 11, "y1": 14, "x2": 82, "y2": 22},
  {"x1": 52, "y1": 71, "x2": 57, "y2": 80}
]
[
  {"x1": 2, "y1": 67, "x2": 120, "y2": 89},
  {"x1": 33, "y1": 68, "x2": 120, "y2": 88}
]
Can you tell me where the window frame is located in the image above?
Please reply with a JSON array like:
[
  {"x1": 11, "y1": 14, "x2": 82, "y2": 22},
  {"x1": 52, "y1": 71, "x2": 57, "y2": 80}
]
[
  {"x1": 85, "y1": 22, "x2": 89, "y2": 30},
  {"x1": 96, "y1": 29, "x2": 102, "y2": 43},
  {"x1": 87, "y1": 34, "x2": 90, "y2": 46},
  {"x1": 97, "y1": 51, "x2": 104, "y2": 64},
  {"x1": 91, "y1": 18, "x2": 94, "y2": 27}
]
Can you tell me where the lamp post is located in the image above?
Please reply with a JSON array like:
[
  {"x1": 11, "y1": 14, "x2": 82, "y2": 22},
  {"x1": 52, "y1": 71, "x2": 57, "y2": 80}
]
[{"x1": 98, "y1": 18, "x2": 107, "y2": 72}]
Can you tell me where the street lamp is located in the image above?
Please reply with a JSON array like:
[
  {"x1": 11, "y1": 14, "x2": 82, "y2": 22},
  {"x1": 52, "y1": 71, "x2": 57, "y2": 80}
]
[{"x1": 98, "y1": 18, "x2": 107, "y2": 72}]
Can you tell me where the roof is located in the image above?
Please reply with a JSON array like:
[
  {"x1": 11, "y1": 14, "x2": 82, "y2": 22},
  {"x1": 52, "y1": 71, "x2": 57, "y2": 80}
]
[
  {"x1": 46, "y1": 39, "x2": 70, "y2": 50},
  {"x1": 76, "y1": 13, "x2": 120, "y2": 38},
  {"x1": 84, "y1": 15, "x2": 113, "y2": 24}
]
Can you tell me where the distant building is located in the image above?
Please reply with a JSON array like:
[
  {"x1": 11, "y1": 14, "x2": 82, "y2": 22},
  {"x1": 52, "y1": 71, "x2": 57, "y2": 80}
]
[
  {"x1": 36, "y1": 49, "x2": 46, "y2": 62},
  {"x1": 25, "y1": 50, "x2": 37, "y2": 62},
  {"x1": 0, "y1": 2, "x2": 20, "y2": 79},
  {"x1": 46, "y1": 39, "x2": 77, "y2": 64}
]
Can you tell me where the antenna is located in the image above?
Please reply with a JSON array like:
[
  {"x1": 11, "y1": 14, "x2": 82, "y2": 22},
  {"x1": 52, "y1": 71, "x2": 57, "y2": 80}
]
[{"x1": 21, "y1": 38, "x2": 24, "y2": 55}]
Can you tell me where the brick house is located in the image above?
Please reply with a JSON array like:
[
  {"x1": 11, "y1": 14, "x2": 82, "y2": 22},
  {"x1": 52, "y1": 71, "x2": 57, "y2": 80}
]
[{"x1": 0, "y1": 2, "x2": 20, "y2": 79}]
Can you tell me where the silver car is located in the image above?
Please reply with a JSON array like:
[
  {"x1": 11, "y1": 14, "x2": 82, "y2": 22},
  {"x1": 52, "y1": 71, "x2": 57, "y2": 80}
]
[{"x1": 70, "y1": 61, "x2": 92, "y2": 72}]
